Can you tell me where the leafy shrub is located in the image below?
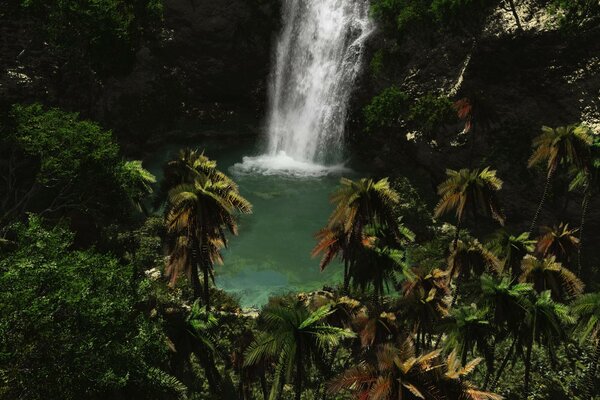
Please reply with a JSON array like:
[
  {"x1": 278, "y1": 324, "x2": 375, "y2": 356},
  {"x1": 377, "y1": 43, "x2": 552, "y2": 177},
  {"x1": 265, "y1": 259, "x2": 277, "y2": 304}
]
[
  {"x1": 408, "y1": 93, "x2": 457, "y2": 133},
  {"x1": 364, "y1": 86, "x2": 410, "y2": 131},
  {"x1": 549, "y1": 0, "x2": 600, "y2": 30},
  {"x1": 371, "y1": 0, "x2": 497, "y2": 37},
  {"x1": 371, "y1": 0, "x2": 434, "y2": 36},
  {"x1": 0, "y1": 104, "x2": 154, "y2": 229},
  {"x1": 0, "y1": 216, "x2": 177, "y2": 400}
]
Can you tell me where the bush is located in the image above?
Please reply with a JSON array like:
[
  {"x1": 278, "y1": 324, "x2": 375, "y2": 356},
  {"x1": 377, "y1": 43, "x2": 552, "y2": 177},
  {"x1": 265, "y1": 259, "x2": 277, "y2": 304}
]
[
  {"x1": 408, "y1": 93, "x2": 457, "y2": 133},
  {"x1": 0, "y1": 216, "x2": 179, "y2": 400},
  {"x1": 549, "y1": 0, "x2": 600, "y2": 31},
  {"x1": 371, "y1": 0, "x2": 434, "y2": 36},
  {"x1": 364, "y1": 86, "x2": 410, "y2": 131},
  {"x1": 0, "y1": 104, "x2": 154, "y2": 230}
]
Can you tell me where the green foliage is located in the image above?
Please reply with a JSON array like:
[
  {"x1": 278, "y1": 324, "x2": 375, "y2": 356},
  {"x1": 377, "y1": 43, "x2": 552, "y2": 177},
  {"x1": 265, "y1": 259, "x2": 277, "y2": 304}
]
[
  {"x1": 408, "y1": 93, "x2": 457, "y2": 134},
  {"x1": 0, "y1": 104, "x2": 153, "y2": 228},
  {"x1": 363, "y1": 90, "x2": 456, "y2": 139},
  {"x1": 11, "y1": 103, "x2": 119, "y2": 184},
  {"x1": 118, "y1": 160, "x2": 157, "y2": 212},
  {"x1": 370, "y1": 49, "x2": 386, "y2": 77},
  {"x1": 435, "y1": 167, "x2": 505, "y2": 226},
  {"x1": 164, "y1": 149, "x2": 252, "y2": 305},
  {"x1": 549, "y1": 0, "x2": 600, "y2": 30},
  {"x1": 371, "y1": 0, "x2": 433, "y2": 36},
  {"x1": 245, "y1": 303, "x2": 355, "y2": 400},
  {"x1": 392, "y1": 177, "x2": 434, "y2": 239},
  {"x1": 363, "y1": 86, "x2": 409, "y2": 131},
  {"x1": 20, "y1": 0, "x2": 163, "y2": 75},
  {"x1": 444, "y1": 304, "x2": 494, "y2": 366},
  {"x1": 370, "y1": 0, "x2": 498, "y2": 37},
  {"x1": 0, "y1": 215, "x2": 176, "y2": 400}
]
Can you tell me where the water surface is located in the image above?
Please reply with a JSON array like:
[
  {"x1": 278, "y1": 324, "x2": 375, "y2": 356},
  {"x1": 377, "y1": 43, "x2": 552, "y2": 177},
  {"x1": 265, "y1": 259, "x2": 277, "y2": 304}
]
[{"x1": 146, "y1": 138, "x2": 355, "y2": 307}]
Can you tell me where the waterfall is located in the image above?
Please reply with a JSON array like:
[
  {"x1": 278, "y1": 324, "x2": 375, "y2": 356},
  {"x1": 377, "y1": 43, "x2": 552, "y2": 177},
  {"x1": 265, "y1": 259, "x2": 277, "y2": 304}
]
[{"x1": 234, "y1": 0, "x2": 372, "y2": 176}]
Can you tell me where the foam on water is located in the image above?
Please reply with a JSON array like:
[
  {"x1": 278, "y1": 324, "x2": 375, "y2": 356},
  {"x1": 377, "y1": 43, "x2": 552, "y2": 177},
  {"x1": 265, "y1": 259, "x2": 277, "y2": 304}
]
[{"x1": 231, "y1": 151, "x2": 350, "y2": 178}]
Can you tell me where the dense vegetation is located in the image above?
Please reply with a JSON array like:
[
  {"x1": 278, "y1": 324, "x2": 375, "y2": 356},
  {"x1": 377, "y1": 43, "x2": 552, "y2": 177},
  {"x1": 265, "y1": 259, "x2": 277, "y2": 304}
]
[
  {"x1": 1, "y1": 0, "x2": 600, "y2": 400},
  {"x1": 2, "y1": 102, "x2": 599, "y2": 399}
]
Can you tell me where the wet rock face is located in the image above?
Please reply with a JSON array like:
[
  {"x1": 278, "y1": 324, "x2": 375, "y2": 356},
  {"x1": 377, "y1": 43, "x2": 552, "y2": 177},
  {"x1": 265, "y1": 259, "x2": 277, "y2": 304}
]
[
  {"x1": 96, "y1": 0, "x2": 280, "y2": 145},
  {"x1": 348, "y1": 6, "x2": 600, "y2": 243},
  {"x1": 160, "y1": 0, "x2": 279, "y2": 104}
]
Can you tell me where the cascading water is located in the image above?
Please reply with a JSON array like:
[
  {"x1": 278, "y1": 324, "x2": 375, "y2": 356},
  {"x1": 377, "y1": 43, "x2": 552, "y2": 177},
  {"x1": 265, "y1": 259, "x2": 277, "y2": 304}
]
[{"x1": 234, "y1": 0, "x2": 373, "y2": 176}]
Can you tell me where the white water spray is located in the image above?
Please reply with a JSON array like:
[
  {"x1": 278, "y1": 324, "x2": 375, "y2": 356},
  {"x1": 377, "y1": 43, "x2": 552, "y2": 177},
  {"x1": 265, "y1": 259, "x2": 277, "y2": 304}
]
[{"x1": 234, "y1": 0, "x2": 372, "y2": 176}]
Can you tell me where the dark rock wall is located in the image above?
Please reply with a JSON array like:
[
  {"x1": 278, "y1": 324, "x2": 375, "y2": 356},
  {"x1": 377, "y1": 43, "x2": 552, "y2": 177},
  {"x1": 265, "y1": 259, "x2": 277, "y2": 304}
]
[
  {"x1": 0, "y1": 0, "x2": 281, "y2": 147},
  {"x1": 348, "y1": 13, "x2": 600, "y2": 271}
]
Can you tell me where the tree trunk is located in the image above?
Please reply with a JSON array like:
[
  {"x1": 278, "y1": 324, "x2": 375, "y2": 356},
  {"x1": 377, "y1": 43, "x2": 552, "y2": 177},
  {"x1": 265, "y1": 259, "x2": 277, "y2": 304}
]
[
  {"x1": 295, "y1": 347, "x2": 303, "y2": 400},
  {"x1": 524, "y1": 314, "x2": 537, "y2": 399},
  {"x1": 483, "y1": 339, "x2": 497, "y2": 389},
  {"x1": 506, "y1": 0, "x2": 523, "y2": 31},
  {"x1": 582, "y1": 339, "x2": 600, "y2": 399},
  {"x1": 492, "y1": 335, "x2": 518, "y2": 390},
  {"x1": 343, "y1": 259, "x2": 349, "y2": 293},
  {"x1": 203, "y1": 265, "x2": 211, "y2": 311},
  {"x1": 191, "y1": 245, "x2": 203, "y2": 300},
  {"x1": 320, "y1": 346, "x2": 340, "y2": 400},
  {"x1": 529, "y1": 168, "x2": 555, "y2": 235},
  {"x1": 453, "y1": 218, "x2": 462, "y2": 249},
  {"x1": 577, "y1": 184, "x2": 591, "y2": 276},
  {"x1": 260, "y1": 369, "x2": 269, "y2": 400},
  {"x1": 192, "y1": 347, "x2": 222, "y2": 395}
]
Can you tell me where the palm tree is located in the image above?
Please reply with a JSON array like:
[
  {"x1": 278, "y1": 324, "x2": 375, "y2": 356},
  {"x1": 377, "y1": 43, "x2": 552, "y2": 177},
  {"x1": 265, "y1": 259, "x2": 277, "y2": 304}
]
[
  {"x1": 569, "y1": 132, "x2": 598, "y2": 275},
  {"x1": 535, "y1": 223, "x2": 579, "y2": 267},
  {"x1": 444, "y1": 305, "x2": 495, "y2": 375},
  {"x1": 447, "y1": 238, "x2": 501, "y2": 306},
  {"x1": 400, "y1": 267, "x2": 450, "y2": 352},
  {"x1": 480, "y1": 275, "x2": 534, "y2": 388},
  {"x1": 318, "y1": 295, "x2": 362, "y2": 330},
  {"x1": 435, "y1": 167, "x2": 505, "y2": 248},
  {"x1": 312, "y1": 223, "x2": 350, "y2": 290},
  {"x1": 328, "y1": 177, "x2": 400, "y2": 236},
  {"x1": 244, "y1": 304, "x2": 355, "y2": 400},
  {"x1": 158, "y1": 148, "x2": 239, "y2": 206},
  {"x1": 316, "y1": 178, "x2": 401, "y2": 291},
  {"x1": 156, "y1": 148, "x2": 203, "y2": 208},
  {"x1": 309, "y1": 295, "x2": 363, "y2": 400},
  {"x1": 351, "y1": 242, "x2": 413, "y2": 304},
  {"x1": 166, "y1": 161, "x2": 251, "y2": 308},
  {"x1": 353, "y1": 307, "x2": 400, "y2": 349},
  {"x1": 441, "y1": 351, "x2": 503, "y2": 400},
  {"x1": 329, "y1": 339, "x2": 442, "y2": 400},
  {"x1": 519, "y1": 255, "x2": 584, "y2": 301},
  {"x1": 572, "y1": 292, "x2": 600, "y2": 399},
  {"x1": 329, "y1": 338, "x2": 501, "y2": 400},
  {"x1": 522, "y1": 290, "x2": 575, "y2": 398},
  {"x1": 527, "y1": 125, "x2": 593, "y2": 234},
  {"x1": 489, "y1": 230, "x2": 535, "y2": 279},
  {"x1": 185, "y1": 301, "x2": 233, "y2": 396},
  {"x1": 121, "y1": 160, "x2": 157, "y2": 214}
]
